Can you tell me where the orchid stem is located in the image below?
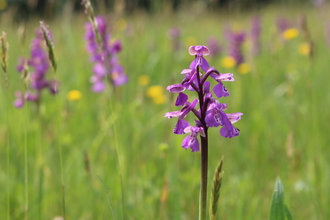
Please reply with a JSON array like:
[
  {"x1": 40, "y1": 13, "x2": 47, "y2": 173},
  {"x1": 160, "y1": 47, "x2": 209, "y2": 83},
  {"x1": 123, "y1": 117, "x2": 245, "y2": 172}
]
[
  {"x1": 199, "y1": 132, "x2": 208, "y2": 220},
  {"x1": 197, "y1": 64, "x2": 208, "y2": 220}
]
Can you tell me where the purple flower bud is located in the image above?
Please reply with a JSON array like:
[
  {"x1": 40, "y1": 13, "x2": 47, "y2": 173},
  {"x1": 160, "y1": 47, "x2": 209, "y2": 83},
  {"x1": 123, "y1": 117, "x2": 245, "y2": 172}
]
[
  {"x1": 227, "y1": 112, "x2": 243, "y2": 124},
  {"x1": 111, "y1": 39, "x2": 122, "y2": 53},
  {"x1": 92, "y1": 81, "x2": 106, "y2": 93},
  {"x1": 213, "y1": 83, "x2": 229, "y2": 98},
  {"x1": 167, "y1": 84, "x2": 186, "y2": 93},
  {"x1": 175, "y1": 92, "x2": 188, "y2": 106},
  {"x1": 189, "y1": 45, "x2": 210, "y2": 56},
  {"x1": 48, "y1": 80, "x2": 60, "y2": 94},
  {"x1": 219, "y1": 111, "x2": 240, "y2": 138},
  {"x1": 25, "y1": 92, "x2": 39, "y2": 101},
  {"x1": 14, "y1": 91, "x2": 25, "y2": 108},
  {"x1": 174, "y1": 119, "x2": 190, "y2": 135},
  {"x1": 17, "y1": 58, "x2": 26, "y2": 72},
  {"x1": 93, "y1": 62, "x2": 108, "y2": 77},
  {"x1": 182, "y1": 126, "x2": 205, "y2": 152}
]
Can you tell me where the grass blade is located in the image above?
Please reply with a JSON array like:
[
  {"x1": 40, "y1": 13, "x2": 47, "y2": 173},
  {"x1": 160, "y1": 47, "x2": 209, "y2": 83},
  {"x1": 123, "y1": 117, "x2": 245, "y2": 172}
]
[{"x1": 269, "y1": 177, "x2": 292, "y2": 220}]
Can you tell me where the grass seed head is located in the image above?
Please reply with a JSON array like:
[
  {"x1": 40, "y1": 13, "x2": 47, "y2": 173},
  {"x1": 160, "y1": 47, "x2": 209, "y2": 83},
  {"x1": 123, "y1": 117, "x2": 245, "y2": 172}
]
[
  {"x1": 0, "y1": 31, "x2": 9, "y2": 74},
  {"x1": 40, "y1": 21, "x2": 57, "y2": 72}
]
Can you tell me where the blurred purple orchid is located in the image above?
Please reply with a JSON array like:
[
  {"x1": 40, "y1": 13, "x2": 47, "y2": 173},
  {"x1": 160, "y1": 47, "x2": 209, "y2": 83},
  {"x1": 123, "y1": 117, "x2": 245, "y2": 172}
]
[
  {"x1": 226, "y1": 28, "x2": 246, "y2": 66},
  {"x1": 84, "y1": 16, "x2": 128, "y2": 92},
  {"x1": 14, "y1": 26, "x2": 59, "y2": 108}
]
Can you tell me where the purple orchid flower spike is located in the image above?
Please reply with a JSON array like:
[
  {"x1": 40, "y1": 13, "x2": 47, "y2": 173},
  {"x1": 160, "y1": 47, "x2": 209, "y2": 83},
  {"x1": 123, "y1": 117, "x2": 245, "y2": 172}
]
[
  {"x1": 165, "y1": 45, "x2": 242, "y2": 150},
  {"x1": 164, "y1": 45, "x2": 243, "y2": 220}
]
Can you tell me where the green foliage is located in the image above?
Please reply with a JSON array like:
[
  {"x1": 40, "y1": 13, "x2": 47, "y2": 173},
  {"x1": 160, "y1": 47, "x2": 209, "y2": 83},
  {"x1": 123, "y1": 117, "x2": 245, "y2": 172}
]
[
  {"x1": 269, "y1": 177, "x2": 292, "y2": 220},
  {"x1": 1, "y1": 3, "x2": 330, "y2": 220}
]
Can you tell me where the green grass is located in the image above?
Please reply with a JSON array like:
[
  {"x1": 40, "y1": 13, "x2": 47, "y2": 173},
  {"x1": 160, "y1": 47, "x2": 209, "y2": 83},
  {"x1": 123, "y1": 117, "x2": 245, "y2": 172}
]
[{"x1": 1, "y1": 3, "x2": 330, "y2": 220}]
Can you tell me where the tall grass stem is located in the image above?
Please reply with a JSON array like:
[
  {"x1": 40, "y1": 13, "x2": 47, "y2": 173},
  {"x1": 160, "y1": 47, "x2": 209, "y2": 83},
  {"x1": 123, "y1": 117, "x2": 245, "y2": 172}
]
[
  {"x1": 54, "y1": 76, "x2": 65, "y2": 219},
  {"x1": 5, "y1": 81, "x2": 10, "y2": 220},
  {"x1": 24, "y1": 102, "x2": 29, "y2": 220},
  {"x1": 97, "y1": 175, "x2": 117, "y2": 220},
  {"x1": 109, "y1": 97, "x2": 126, "y2": 220}
]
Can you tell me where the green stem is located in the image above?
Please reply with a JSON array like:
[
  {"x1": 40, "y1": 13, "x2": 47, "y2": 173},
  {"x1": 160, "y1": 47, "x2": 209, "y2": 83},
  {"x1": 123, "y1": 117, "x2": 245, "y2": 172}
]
[
  {"x1": 109, "y1": 98, "x2": 125, "y2": 220},
  {"x1": 57, "y1": 105, "x2": 65, "y2": 219},
  {"x1": 199, "y1": 132, "x2": 208, "y2": 220},
  {"x1": 24, "y1": 103, "x2": 29, "y2": 220},
  {"x1": 6, "y1": 88, "x2": 10, "y2": 220},
  {"x1": 7, "y1": 126, "x2": 10, "y2": 220},
  {"x1": 37, "y1": 113, "x2": 44, "y2": 220},
  {"x1": 196, "y1": 63, "x2": 209, "y2": 220}
]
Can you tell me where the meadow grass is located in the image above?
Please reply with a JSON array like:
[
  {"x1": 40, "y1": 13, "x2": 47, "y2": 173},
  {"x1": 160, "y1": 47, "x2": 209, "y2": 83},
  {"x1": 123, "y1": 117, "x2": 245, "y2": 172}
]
[{"x1": 1, "y1": 3, "x2": 330, "y2": 219}]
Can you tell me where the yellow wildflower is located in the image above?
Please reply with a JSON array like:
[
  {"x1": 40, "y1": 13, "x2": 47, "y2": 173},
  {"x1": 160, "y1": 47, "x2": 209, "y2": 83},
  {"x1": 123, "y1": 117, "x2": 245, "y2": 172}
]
[
  {"x1": 147, "y1": 85, "x2": 163, "y2": 98},
  {"x1": 298, "y1": 42, "x2": 310, "y2": 56},
  {"x1": 282, "y1": 28, "x2": 299, "y2": 40},
  {"x1": 232, "y1": 22, "x2": 242, "y2": 31},
  {"x1": 138, "y1": 75, "x2": 150, "y2": 86},
  {"x1": 221, "y1": 56, "x2": 236, "y2": 69},
  {"x1": 114, "y1": 18, "x2": 127, "y2": 31},
  {"x1": 153, "y1": 94, "x2": 167, "y2": 105},
  {"x1": 238, "y1": 63, "x2": 250, "y2": 75},
  {"x1": 146, "y1": 85, "x2": 166, "y2": 105},
  {"x1": 67, "y1": 90, "x2": 82, "y2": 101},
  {"x1": 0, "y1": 0, "x2": 7, "y2": 10}
]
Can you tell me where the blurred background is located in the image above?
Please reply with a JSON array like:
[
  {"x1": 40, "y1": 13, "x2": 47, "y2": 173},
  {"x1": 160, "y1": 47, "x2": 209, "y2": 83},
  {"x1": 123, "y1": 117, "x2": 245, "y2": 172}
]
[
  {"x1": 0, "y1": 0, "x2": 325, "y2": 19},
  {"x1": 1, "y1": 0, "x2": 330, "y2": 219}
]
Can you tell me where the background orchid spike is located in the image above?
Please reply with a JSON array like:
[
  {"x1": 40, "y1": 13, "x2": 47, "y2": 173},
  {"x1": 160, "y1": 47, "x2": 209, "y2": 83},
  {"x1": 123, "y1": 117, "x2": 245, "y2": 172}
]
[
  {"x1": 225, "y1": 28, "x2": 246, "y2": 66},
  {"x1": 250, "y1": 16, "x2": 261, "y2": 56},
  {"x1": 14, "y1": 25, "x2": 59, "y2": 109},
  {"x1": 84, "y1": 15, "x2": 128, "y2": 92}
]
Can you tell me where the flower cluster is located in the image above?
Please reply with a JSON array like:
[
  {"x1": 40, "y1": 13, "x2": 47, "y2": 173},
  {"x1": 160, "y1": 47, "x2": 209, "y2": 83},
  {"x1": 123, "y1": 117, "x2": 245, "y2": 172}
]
[
  {"x1": 84, "y1": 15, "x2": 128, "y2": 92},
  {"x1": 165, "y1": 45, "x2": 242, "y2": 152},
  {"x1": 226, "y1": 29, "x2": 246, "y2": 66},
  {"x1": 14, "y1": 27, "x2": 58, "y2": 108}
]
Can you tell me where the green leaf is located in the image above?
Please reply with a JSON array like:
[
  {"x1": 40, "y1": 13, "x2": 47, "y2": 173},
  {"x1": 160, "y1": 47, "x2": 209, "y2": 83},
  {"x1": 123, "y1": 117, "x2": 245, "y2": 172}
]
[
  {"x1": 269, "y1": 177, "x2": 292, "y2": 220},
  {"x1": 285, "y1": 205, "x2": 293, "y2": 220}
]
